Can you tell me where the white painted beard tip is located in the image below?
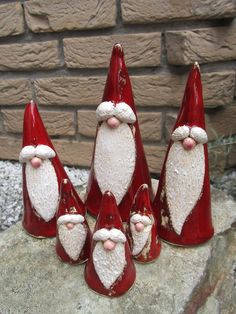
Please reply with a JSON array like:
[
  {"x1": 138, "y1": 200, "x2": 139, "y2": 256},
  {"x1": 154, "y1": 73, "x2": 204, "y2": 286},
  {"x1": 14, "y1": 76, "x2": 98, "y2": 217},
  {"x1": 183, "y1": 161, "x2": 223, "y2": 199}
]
[
  {"x1": 94, "y1": 122, "x2": 136, "y2": 205},
  {"x1": 93, "y1": 241, "x2": 126, "y2": 289},
  {"x1": 165, "y1": 142, "x2": 205, "y2": 235},
  {"x1": 131, "y1": 224, "x2": 152, "y2": 256},
  {"x1": 26, "y1": 159, "x2": 59, "y2": 222},
  {"x1": 58, "y1": 223, "x2": 87, "y2": 261}
]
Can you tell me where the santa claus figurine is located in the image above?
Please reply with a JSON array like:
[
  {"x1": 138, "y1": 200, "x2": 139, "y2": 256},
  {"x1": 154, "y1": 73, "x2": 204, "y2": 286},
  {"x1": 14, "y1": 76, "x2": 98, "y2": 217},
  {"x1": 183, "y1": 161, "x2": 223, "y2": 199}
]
[
  {"x1": 19, "y1": 101, "x2": 81, "y2": 238},
  {"x1": 85, "y1": 43, "x2": 152, "y2": 222},
  {"x1": 153, "y1": 62, "x2": 214, "y2": 246},
  {"x1": 56, "y1": 179, "x2": 91, "y2": 264},
  {"x1": 85, "y1": 191, "x2": 136, "y2": 297},
  {"x1": 127, "y1": 184, "x2": 161, "y2": 263}
]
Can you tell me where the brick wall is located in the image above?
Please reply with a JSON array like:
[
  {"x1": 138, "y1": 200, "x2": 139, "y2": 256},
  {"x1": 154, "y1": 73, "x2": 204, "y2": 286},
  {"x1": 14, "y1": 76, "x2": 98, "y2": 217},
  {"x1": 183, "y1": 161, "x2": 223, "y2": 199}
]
[{"x1": 0, "y1": 0, "x2": 236, "y2": 174}]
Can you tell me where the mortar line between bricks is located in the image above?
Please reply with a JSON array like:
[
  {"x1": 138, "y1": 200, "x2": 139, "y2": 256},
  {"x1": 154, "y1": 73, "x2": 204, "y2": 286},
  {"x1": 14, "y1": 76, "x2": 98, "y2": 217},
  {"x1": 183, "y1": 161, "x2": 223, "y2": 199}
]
[{"x1": 0, "y1": 61, "x2": 236, "y2": 80}]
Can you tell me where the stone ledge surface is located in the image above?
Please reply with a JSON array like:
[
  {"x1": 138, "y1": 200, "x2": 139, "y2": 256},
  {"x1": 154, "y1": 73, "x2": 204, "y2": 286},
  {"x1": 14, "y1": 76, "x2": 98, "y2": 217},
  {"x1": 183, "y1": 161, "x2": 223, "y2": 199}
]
[{"x1": 0, "y1": 187, "x2": 235, "y2": 314}]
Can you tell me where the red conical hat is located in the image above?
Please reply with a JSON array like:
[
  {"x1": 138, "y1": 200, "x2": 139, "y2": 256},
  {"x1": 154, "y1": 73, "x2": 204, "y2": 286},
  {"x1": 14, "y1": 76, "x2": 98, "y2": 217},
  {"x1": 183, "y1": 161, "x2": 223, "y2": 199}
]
[
  {"x1": 153, "y1": 63, "x2": 214, "y2": 246},
  {"x1": 56, "y1": 179, "x2": 91, "y2": 264},
  {"x1": 127, "y1": 184, "x2": 161, "y2": 262},
  {"x1": 85, "y1": 191, "x2": 136, "y2": 297},
  {"x1": 85, "y1": 44, "x2": 152, "y2": 222},
  {"x1": 173, "y1": 62, "x2": 205, "y2": 130},
  {"x1": 21, "y1": 101, "x2": 84, "y2": 238}
]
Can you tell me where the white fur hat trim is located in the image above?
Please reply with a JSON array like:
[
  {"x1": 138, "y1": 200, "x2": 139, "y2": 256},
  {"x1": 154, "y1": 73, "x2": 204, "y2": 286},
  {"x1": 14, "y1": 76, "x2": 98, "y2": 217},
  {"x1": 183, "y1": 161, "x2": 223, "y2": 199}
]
[
  {"x1": 130, "y1": 214, "x2": 152, "y2": 225},
  {"x1": 19, "y1": 145, "x2": 56, "y2": 163},
  {"x1": 190, "y1": 127, "x2": 208, "y2": 144},
  {"x1": 96, "y1": 101, "x2": 136, "y2": 123},
  {"x1": 96, "y1": 101, "x2": 114, "y2": 122},
  {"x1": 93, "y1": 228, "x2": 126, "y2": 243},
  {"x1": 57, "y1": 214, "x2": 85, "y2": 225},
  {"x1": 171, "y1": 125, "x2": 190, "y2": 142},
  {"x1": 35, "y1": 145, "x2": 56, "y2": 159},
  {"x1": 19, "y1": 145, "x2": 35, "y2": 163},
  {"x1": 115, "y1": 102, "x2": 136, "y2": 123}
]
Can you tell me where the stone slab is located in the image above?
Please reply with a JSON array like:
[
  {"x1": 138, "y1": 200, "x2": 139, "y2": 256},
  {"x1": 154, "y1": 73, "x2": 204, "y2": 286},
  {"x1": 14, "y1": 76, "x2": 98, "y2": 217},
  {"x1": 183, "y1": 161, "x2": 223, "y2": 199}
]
[{"x1": 0, "y1": 187, "x2": 235, "y2": 313}]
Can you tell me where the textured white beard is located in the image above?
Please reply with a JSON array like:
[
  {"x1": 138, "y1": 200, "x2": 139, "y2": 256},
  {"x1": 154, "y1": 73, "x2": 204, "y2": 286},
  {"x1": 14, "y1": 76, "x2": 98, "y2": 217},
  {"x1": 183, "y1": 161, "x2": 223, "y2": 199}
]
[
  {"x1": 94, "y1": 122, "x2": 136, "y2": 205},
  {"x1": 26, "y1": 159, "x2": 59, "y2": 222},
  {"x1": 166, "y1": 142, "x2": 205, "y2": 235},
  {"x1": 58, "y1": 223, "x2": 87, "y2": 261},
  {"x1": 130, "y1": 223, "x2": 152, "y2": 256},
  {"x1": 93, "y1": 241, "x2": 126, "y2": 289}
]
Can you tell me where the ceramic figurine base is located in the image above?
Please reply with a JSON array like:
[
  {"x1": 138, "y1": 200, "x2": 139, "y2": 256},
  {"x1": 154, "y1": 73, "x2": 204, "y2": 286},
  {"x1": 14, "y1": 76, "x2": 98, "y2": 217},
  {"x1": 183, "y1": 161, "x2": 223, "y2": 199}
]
[
  {"x1": 85, "y1": 191, "x2": 136, "y2": 297},
  {"x1": 153, "y1": 63, "x2": 214, "y2": 246},
  {"x1": 85, "y1": 43, "x2": 152, "y2": 222}
]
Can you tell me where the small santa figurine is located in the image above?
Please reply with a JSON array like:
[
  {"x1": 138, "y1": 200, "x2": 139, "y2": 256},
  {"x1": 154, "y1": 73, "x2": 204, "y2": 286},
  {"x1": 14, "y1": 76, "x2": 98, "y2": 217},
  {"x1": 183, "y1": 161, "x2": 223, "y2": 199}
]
[
  {"x1": 85, "y1": 191, "x2": 136, "y2": 297},
  {"x1": 127, "y1": 184, "x2": 161, "y2": 263},
  {"x1": 153, "y1": 63, "x2": 214, "y2": 246},
  {"x1": 19, "y1": 101, "x2": 81, "y2": 238},
  {"x1": 85, "y1": 43, "x2": 152, "y2": 222},
  {"x1": 56, "y1": 179, "x2": 91, "y2": 264}
]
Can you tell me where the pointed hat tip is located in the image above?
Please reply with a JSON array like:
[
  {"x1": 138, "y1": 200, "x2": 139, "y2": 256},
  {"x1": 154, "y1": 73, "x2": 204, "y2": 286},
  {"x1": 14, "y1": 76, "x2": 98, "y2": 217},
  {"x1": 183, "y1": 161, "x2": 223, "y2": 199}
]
[
  {"x1": 113, "y1": 43, "x2": 124, "y2": 56},
  {"x1": 194, "y1": 61, "x2": 200, "y2": 71}
]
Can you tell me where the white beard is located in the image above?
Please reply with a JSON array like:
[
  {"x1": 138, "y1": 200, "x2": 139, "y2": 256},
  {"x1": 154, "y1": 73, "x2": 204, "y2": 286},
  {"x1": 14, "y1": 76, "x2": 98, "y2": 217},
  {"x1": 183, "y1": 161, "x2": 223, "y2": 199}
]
[
  {"x1": 130, "y1": 223, "x2": 152, "y2": 256},
  {"x1": 93, "y1": 241, "x2": 126, "y2": 289},
  {"x1": 94, "y1": 122, "x2": 136, "y2": 205},
  {"x1": 166, "y1": 142, "x2": 205, "y2": 235},
  {"x1": 26, "y1": 159, "x2": 59, "y2": 222},
  {"x1": 58, "y1": 223, "x2": 87, "y2": 261}
]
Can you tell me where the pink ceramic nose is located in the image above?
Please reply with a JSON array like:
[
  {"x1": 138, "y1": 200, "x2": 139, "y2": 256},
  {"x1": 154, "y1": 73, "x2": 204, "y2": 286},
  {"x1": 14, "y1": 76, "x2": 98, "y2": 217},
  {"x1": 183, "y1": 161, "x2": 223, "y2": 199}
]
[
  {"x1": 103, "y1": 239, "x2": 116, "y2": 251},
  {"x1": 66, "y1": 223, "x2": 75, "y2": 230},
  {"x1": 106, "y1": 117, "x2": 121, "y2": 129},
  {"x1": 182, "y1": 137, "x2": 196, "y2": 151},
  {"x1": 30, "y1": 157, "x2": 42, "y2": 168},
  {"x1": 135, "y1": 222, "x2": 145, "y2": 232}
]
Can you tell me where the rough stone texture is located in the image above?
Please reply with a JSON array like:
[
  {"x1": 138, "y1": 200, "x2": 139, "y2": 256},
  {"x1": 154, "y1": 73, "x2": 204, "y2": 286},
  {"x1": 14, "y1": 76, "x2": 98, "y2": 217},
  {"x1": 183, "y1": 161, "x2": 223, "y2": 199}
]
[
  {"x1": 0, "y1": 2, "x2": 24, "y2": 38},
  {"x1": 35, "y1": 77, "x2": 105, "y2": 106},
  {"x1": 166, "y1": 26, "x2": 236, "y2": 65},
  {"x1": 0, "y1": 136, "x2": 21, "y2": 161},
  {"x1": 53, "y1": 140, "x2": 94, "y2": 167},
  {"x1": 166, "y1": 106, "x2": 236, "y2": 141},
  {"x1": 206, "y1": 106, "x2": 236, "y2": 141},
  {"x1": 227, "y1": 143, "x2": 236, "y2": 168},
  {"x1": 24, "y1": 0, "x2": 116, "y2": 33},
  {"x1": 77, "y1": 110, "x2": 162, "y2": 142},
  {"x1": 77, "y1": 110, "x2": 97, "y2": 138},
  {"x1": 0, "y1": 187, "x2": 235, "y2": 314},
  {"x1": 0, "y1": 41, "x2": 60, "y2": 71},
  {"x1": 121, "y1": 0, "x2": 236, "y2": 24},
  {"x1": 63, "y1": 33, "x2": 161, "y2": 68},
  {"x1": 2, "y1": 110, "x2": 75, "y2": 136},
  {"x1": 0, "y1": 79, "x2": 32, "y2": 106},
  {"x1": 138, "y1": 112, "x2": 162, "y2": 142},
  {"x1": 144, "y1": 145, "x2": 167, "y2": 173},
  {"x1": 34, "y1": 72, "x2": 235, "y2": 108},
  {"x1": 132, "y1": 72, "x2": 235, "y2": 108}
]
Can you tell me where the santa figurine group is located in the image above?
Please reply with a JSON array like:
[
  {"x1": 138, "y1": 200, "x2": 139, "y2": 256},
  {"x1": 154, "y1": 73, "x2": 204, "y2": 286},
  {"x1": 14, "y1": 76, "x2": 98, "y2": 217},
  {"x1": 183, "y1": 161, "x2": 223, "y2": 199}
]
[{"x1": 19, "y1": 43, "x2": 214, "y2": 297}]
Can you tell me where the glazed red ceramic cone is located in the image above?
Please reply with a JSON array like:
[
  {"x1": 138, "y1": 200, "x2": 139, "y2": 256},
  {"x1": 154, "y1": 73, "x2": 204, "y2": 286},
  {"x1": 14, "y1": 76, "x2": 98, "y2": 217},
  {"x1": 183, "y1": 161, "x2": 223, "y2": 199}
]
[
  {"x1": 85, "y1": 191, "x2": 136, "y2": 297},
  {"x1": 85, "y1": 43, "x2": 152, "y2": 222},
  {"x1": 153, "y1": 63, "x2": 214, "y2": 246},
  {"x1": 56, "y1": 179, "x2": 91, "y2": 264},
  {"x1": 127, "y1": 184, "x2": 161, "y2": 262},
  {"x1": 19, "y1": 101, "x2": 83, "y2": 238}
]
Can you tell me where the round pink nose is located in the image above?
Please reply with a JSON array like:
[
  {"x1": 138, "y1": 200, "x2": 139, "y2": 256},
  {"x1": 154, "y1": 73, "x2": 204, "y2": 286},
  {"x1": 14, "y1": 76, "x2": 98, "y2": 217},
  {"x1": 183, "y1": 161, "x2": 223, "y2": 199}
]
[
  {"x1": 30, "y1": 157, "x2": 42, "y2": 168},
  {"x1": 182, "y1": 137, "x2": 196, "y2": 151},
  {"x1": 103, "y1": 239, "x2": 116, "y2": 251},
  {"x1": 135, "y1": 222, "x2": 145, "y2": 232},
  {"x1": 66, "y1": 223, "x2": 75, "y2": 230},
  {"x1": 106, "y1": 117, "x2": 121, "y2": 129}
]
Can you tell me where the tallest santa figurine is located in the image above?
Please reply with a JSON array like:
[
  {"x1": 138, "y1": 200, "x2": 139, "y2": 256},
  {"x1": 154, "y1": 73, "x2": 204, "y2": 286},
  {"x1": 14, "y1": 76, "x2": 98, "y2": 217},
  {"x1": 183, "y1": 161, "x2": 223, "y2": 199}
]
[
  {"x1": 153, "y1": 62, "x2": 214, "y2": 246},
  {"x1": 85, "y1": 44, "x2": 152, "y2": 222}
]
